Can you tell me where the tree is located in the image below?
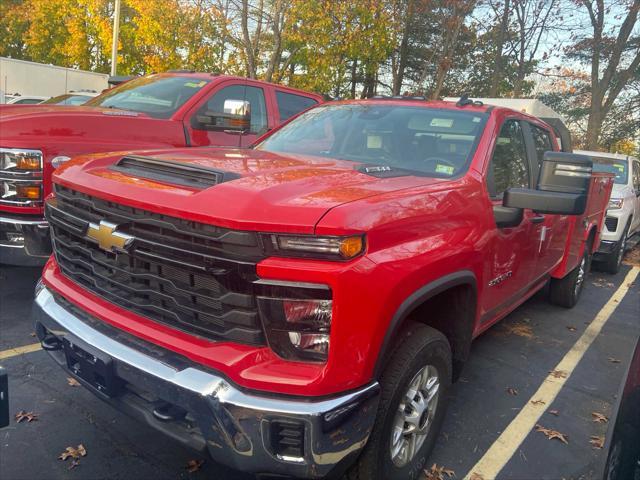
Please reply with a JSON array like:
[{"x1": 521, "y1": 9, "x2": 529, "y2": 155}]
[{"x1": 568, "y1": 0, "x2": 640, "y2": 149}]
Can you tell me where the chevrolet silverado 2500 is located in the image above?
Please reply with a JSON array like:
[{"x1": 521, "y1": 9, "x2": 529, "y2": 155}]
[
  {"x1": 0, "y1": 72, "x2": 322, "y2": 265},
  {"x1": 34, "y1": 98, "x2": 613, "y2": 479}
]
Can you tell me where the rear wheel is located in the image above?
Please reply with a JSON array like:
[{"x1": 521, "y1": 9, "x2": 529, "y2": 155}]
[
  {"x1": 346, "y1": 324, "x2": 451, "y2": 480},
  {"x1": 549, "y1": 247, "x2": 590, "y2": 308},
  {"x1": 598, "y1": 223, "x2": 630, "y2": 274}
]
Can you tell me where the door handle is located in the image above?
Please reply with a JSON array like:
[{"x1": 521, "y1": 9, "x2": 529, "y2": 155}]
[{"x1": 530, "y1": 215, "x2": 545, "y2": 224}]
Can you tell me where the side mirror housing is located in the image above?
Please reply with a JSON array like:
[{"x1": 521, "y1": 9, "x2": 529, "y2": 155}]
[
  {"x1": 503, "y1": 188, "x2": 587, "y2": 215},
  {"x1": 194, "y1": 99, "x2": 251, "y2": 132},
  {"x1": 538, "y1": 151, "x2": 593, "y2": 195}
]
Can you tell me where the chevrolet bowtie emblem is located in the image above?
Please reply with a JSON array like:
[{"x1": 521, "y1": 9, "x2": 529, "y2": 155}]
[{"x1": 86, "y1": 220, "x2": 134, "y2": 252}]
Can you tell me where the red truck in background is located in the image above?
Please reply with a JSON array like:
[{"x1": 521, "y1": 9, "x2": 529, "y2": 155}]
[
  {"x1": 33, "y1": 98, "x2": 613, "y2": 479},
  {"x1": 0, "y1": 72, "x2": 323, "y2": 266}
]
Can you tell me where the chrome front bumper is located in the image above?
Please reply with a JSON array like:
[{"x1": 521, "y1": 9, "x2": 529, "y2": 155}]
[
  {"x1": 0, "y1": 215, "x2": 50, "y2": 266},
  {"x1": 33, "y1": 287, "x2": 379, "y2": 478}
]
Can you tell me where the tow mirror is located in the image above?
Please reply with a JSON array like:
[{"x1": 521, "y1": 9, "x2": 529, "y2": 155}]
[
  {"x1": 495, "y1": 152, "x2": 593, "y2": 226},
  {"x1": 194, "y1": 99, "x2": 251, "y2": 132}
]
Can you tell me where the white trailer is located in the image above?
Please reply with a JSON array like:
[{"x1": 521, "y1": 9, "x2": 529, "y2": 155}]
[
  {"x1": 0, "y1": 57, "x2": 109, "y2": 103},
  {"x1": 444, "y1": 97, "x2": 573, "y2": 152}
]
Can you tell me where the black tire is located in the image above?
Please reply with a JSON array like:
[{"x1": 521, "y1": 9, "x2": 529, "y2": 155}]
[
  {"x1": 598, "y1": 223, "x2": 630, "y2": 274},
  {"x1": 549, "y1": 247, "x2": 591, "y2": 308},
  {"x1": 346, "y1": 323, "x2": 452, "y2": 480}
]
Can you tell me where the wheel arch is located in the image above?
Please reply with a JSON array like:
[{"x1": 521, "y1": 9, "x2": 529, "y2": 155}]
[{"x1": 373, "y1": 270, "x2": 478, "y2": 381}]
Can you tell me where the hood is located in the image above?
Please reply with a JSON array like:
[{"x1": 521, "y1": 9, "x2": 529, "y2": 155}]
[
  {"x1": 0, "y1": 105, "x2": 182, "y2": 150},
  {"x1": 54, "y1": 147, "x2": 446, "y2": 233}
]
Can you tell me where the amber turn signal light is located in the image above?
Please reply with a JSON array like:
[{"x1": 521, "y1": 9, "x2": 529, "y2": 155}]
[
  {"x1": 16, "y1": 156, "x2": 42, "y2": 170},
  {"x1": 16, "y1": 185, "x2": 41, "y2": 200}
]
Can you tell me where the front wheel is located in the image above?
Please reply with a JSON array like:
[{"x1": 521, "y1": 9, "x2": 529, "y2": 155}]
[
  {"x1": 346, "y1": 324, "x2": 451, "y2": 480},
  {"x1": 549, "y1": 247, "x2": 590, "y2": 308}
]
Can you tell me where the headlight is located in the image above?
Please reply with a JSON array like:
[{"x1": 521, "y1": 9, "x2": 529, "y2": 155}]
[
  {"x1": 608, "y1": 198, "x2": 623, "y2": 210},
  {"x1": 263, "y1": 234, "x2": 365, "y2": 260},
  {"x1": 258, "y1": 297, "x2": 332, "y2": 362},
  {"x1": 0, "y1": 148, "x2": 43, "y2": 171}
]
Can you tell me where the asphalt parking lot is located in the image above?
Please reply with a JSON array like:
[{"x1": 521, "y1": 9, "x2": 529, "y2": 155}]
[{"x1": 1, "y1": 253, "x2": 639, "y2": 480}]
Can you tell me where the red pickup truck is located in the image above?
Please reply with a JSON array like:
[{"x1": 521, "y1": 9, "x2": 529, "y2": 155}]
[
  {"x1": 0, "y1": 72, "x2": 322, "y2": 266},
  {"x1": 34, "y1": 98, "x2": 612, "y2": 479}
]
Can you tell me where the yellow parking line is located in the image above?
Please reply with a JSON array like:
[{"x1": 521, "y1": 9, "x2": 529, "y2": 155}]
[
  {"x1": 465, "y1": 266, "x2": 640, "y2": 480},
  {"x1": 0, "y1": 342, "x2": 42, "y2": 360}
]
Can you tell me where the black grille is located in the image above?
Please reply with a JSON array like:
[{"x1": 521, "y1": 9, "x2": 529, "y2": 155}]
[
  {"x1": 47, "y1": 185, "x2": 266, "y2": 345},
  {"x1": 605, "y1": 217, "x2": 618, "y2": 232}
]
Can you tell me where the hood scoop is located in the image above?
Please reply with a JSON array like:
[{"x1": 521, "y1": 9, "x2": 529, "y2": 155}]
[{"x1": 110, "y1": 155, "x2": 241, "y2": 189}]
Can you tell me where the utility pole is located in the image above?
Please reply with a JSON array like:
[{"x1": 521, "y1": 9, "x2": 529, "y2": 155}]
[{"x1": 110, "y1": 0, "x2": 121, "y2": 76}]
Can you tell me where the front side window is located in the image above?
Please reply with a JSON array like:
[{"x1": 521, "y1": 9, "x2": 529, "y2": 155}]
[
  {"x1": 489, "y1": 120, "x2": 530, "y2": 197},
  {"x1": 530, "y1": 124, "x2": 553, "y2": 166},
  {"x1": 194, "y1": 84, "x2": 268, "y2": 134},
  {"x1": 257, "y1": 104, "x2": 488, "y2": 178},
  {"x1": 592, "y1": 157, "x2": 629, "y2": 185},
  {"x1": 86, "y1": 75, "x2": 210, "y2": 119},
  {"x1": 276, "y1": 91, "x2": 318, "y2": 121}
]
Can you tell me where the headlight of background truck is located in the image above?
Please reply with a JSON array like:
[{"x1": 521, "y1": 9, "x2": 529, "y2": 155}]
[
  {"x1": 608, "y1": 198, "x2": 623, "y2": 210},
  {"x1": 0, "y1": 148, "x2": 43, "y2": 205}
]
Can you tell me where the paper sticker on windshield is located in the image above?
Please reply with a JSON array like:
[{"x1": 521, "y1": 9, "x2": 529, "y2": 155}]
[
  {"x1": 430, "y1": 118, "x2": 454, "y2": 128},
  {"x1": 367, "y1": 135, "x2": 382, "y2": 149},
  {"x1": 435, "y1": 164, "x2": 455, "y2": 175},
  {"x1": 184, "y1": 81, "x2": 206, "y2": 88},
  {"x1": 613, "y1": 163, "x2": 625, "y2": 172}
]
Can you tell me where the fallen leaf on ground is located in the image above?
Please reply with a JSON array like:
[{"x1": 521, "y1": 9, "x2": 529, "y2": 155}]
[
  {"x1": 535, "y1": 424, "x2": 568, "y2": 444},
  {"x1": 30, "y1": 332, "x2": 36, "y2": 337},
  {"x1": 608, "y1": 357, "x2": 621, "y2": 364},
  {"x1": 15, "y1": 410, "x2": 39, "y2": 423},
  {"x1": 469, "y1": 474, "x2": 484, "y2": 480},
  {"x1": 590, "y1": 435, "x2": 605, "y2": 449},
  {"x1": 566, "y1": 326, "x2": 577, "y2": 332},
  {"x1": 67, "y1": 377, "x2": 81, "y2": 387},
  {"x1": 186, "y1": 459, "x2": 204, "y2": 473},
  {"x1": 424, "y1": 463, "x2": 456, "y2": 480},
  {"x1": 500, "y1": 322, "x2": 534, "y2": 339},
  {"x1": 549, "y1": 410, "x2": 560, "y2": 416},
  {"x1": 506, "y1": 387, "x2": 518, "y2": 396},
  {"x1": 549, "y1": 369, "x2": 568, "y2": 379},
  {"x1": 59, "y1": 444, "x2": 87, "y2": 461},
  {"x1": 531, "y1": 399, "x2": 546, "y2": 406},
  {"x1": 591, "y1": 412, "x2": 608, "y2": 423}
]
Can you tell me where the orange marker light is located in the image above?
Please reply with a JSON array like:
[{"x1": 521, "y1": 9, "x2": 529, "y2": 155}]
[
  {"x1": 16, "y1": 155, "x2": 41, "y2": 170},
  {"x1": 339, "y1": 236, "x2": 364, "y2": 258},
  {"x1": 16, "y1": 185, "x2": 41, "y2": 200}
]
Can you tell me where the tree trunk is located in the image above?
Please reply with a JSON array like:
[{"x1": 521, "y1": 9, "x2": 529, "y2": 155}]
[
  {"x1": 489, "y1": 0, "x2": 511, "y2": 96},
  {"x1": 351, "y1": 60, "x2": 357, "y2": 98},
  {"x1": 392, "y1": 0, "x2": 414, "y2": 95},
  {"x1": 241, "y1": 0, "x2": 256, "y2": 78}
]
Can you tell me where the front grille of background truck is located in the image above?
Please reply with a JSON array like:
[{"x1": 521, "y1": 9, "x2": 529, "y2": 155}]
[{"x1": 46, "y1": 185, "x2": 266, "y2": 345}]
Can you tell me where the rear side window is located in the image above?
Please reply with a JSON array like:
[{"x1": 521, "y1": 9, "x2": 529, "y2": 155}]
[
  {"x1": 530, "y1": 125, "x2": 553, "y2": 166},
  {"x1": 276, "y1": 91, "x2": 317, "y2": 121},
  {"x1": 489, "y1": 119, "x2": 530, "y2": 197},
  {"x1": 633, "y1": 161, "x2": 640, "y2": 190}
]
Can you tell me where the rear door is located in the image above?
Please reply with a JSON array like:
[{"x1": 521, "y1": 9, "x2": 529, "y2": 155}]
[
  {"x1": 524, "y1": 122, "x2": 569, "y2": 278},
  {"x1": 274, "y1": 89, "x2": 319, "y2": 123}
]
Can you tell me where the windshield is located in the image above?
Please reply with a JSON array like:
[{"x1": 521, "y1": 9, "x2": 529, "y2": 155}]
[
  {"x1": 85, "y1": 75, "x2": 210, "y2": 118},
  {"x1": 256, "y1": 104, "x2": 488, "y2": 177},
  {"x1": 43, "y1": 94, "x2": 92, "y2": 105},
  {"x1": 592, "y1": 156, "x2": 628, "y2": 184}
]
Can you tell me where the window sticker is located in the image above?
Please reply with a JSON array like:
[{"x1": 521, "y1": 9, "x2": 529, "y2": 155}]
[
  {"x1": 430, "y1": 118, "x2": 454, "y2": 128},
  {"x1": 613, "y1": 163, "x2": 625, "y2": 173},
  {"x1": 435, "y1": 164, "x2": 455, "y2": 175},
  {"x1": 184, "y1": 81, "x2": 207, "y2": 88},
  {"x1": 367, "y1": 135, "x2": 382, "y2": 149}
]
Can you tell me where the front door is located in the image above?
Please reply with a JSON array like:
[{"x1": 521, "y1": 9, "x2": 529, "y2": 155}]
[
  {"x1": 185, "y1": 81, "x2": 270, "y2": 148},
  {"x1": 481, "y1": 118, "x2": 539, "y2": 323}
]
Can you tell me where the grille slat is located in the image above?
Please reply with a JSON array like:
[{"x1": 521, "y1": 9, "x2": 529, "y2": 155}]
[
  {"x1": 604, "y1": 216, "x2": 618, "y2": 233},
  {"x1": 47, "y1": 185, "x2": 265, "y2": 345}
]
